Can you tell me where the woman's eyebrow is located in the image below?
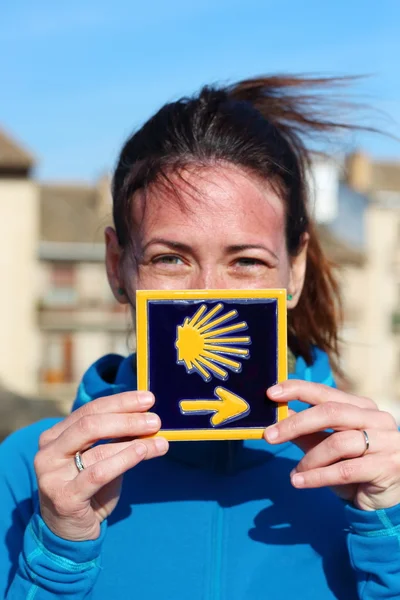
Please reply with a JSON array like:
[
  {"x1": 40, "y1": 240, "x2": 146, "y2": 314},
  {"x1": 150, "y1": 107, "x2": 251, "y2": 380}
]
[
  {"x1": 226, "y1": 244, "x2": 279, "y2": 261},
  {"x1": 142, "y1": 238, "x2": 194, "y2": 254},
  {"x1": 141, "y1": 240, "x2": 279, "y2": 261}
]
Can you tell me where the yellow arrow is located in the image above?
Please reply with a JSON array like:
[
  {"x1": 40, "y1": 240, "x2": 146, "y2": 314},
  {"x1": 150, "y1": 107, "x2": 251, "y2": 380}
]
[{"x1": 179, "y1": 387, "x2": 250, "y2": 427}]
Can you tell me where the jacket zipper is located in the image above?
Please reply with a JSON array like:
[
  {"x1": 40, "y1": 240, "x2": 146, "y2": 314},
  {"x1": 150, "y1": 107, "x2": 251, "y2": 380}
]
[
  {"x1": 209, "y1": 441, "x2": 234, "y2": 600},
  {"x1": 210, "y1": 501, "x2": 224, "y2": 600}
]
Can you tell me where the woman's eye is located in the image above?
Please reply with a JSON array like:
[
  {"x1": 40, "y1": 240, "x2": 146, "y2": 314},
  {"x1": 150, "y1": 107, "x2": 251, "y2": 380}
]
[
  {"x1": 153, "y1": 255, "x2": 185, "y2": 265},
  {"x1": 235, "y1": 257, "x2": 264, "y2": 267}
]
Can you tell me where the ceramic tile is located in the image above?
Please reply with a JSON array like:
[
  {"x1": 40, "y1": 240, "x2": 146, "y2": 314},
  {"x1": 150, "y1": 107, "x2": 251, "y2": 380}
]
[{"x1": 136, "y1": 289, "x2": 287, "y2": 441}]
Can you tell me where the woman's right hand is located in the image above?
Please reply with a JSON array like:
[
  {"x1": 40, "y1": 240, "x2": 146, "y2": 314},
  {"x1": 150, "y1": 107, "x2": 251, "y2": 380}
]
[{"x1": 34, "y1": 391, "x2": 168, "y2": 542}]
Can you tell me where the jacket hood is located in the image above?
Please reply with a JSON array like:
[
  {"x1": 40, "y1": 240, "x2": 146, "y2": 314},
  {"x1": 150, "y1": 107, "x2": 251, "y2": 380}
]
[
  {"x1": 71, "y1": 349, "x2": 335, "y2": 472},
  {"x1": 72, "y1": 348, "x2": 335, "y2": 413}
]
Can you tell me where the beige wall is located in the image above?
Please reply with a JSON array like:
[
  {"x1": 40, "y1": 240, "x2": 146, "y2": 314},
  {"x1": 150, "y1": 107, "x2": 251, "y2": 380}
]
[
  {"x1": 0, "y1": 178, "x2": 39, "y2": 395},
  {"x1": 75, "y1": 262, "x2": 113, "y2": 304},
  {"x1": 73, "y1": 331, "x2": 111, "y2": 381},
  {"x1": 338, "y1": 265, "x2": 368, "y2": 390},
  {"x1": 362, "y1": 204, "x2": 399, "y2": 403},
  {"x1": 339, "y1": 202, "x2": 400, "y2": 414}
]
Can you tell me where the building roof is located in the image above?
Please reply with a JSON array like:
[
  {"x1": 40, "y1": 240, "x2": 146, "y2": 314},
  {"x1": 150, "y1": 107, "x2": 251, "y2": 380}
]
[
  {"x1": 371, "y1": 161, "x2": 400, "y2": 192},
  {"x1": 0, "y1": 385, "x2": 63, "y2": 441},
  {"x1": 345, "y1": 151, "x2": 400, "y2": 195},
  {"x1": 0, "y1": 129, "x2": 35, "y2": 171},
  {"x1": 317, "y1": 224, "x2": 365, "y2": 267},
  {"x1": 40, "y1": 183, "x2": 112, "y2": 244}
]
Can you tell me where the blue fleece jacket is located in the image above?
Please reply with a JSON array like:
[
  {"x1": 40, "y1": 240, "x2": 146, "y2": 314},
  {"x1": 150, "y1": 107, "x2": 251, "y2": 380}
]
[{"x1": 1, "y1": 350, "x2": 400, "y2": 599}]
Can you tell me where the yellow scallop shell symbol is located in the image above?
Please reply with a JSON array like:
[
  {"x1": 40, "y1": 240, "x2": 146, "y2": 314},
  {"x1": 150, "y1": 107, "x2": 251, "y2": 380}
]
[{"x1": 175, "y1": 303, "x2": 251, "y2": 381}]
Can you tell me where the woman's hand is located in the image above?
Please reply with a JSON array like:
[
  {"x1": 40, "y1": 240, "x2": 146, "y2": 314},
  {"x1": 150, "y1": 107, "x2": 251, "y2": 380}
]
[
  {"x1": 34, "y1": 391, "x2": 168, "y2": 541},
  {"x1": 264, "y1": 381, "x2": 400, "y2": 511}
]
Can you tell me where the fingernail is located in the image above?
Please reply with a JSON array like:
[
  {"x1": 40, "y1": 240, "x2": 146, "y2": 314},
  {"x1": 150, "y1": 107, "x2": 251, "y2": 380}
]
[
  {"x1": 290, "y1": 468, "x2": 297, "y2": 477},
  {"x1": 268, "y1": 385, "x2": 283, "y2": 398},
  {"x1": 265, "y1": 427, "x2": 279, "y2": 442},
  {"x1": 145, "y1": 413, "x2": 159, "y2": 427},
  {"x1": 155, "y1": 437, "x2": 168, "y2": 453},
  {"x1": 292, "y1": 474, "x2": 304, "y2": 487},
  {"x1": 137, "y1": 392, "x2": 154, "y2": 407},
  {"x1": 135, "y1": 442, "x2": 147, "y2": 456}
]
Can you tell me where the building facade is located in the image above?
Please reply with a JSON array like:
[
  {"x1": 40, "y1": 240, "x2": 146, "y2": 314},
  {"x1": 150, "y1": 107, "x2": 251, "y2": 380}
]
[
  {"x1": 0, "y1": 130, "x2": 399, "y2": 414},
  {"x1": 311, "y1": 152, "x2": 400, "y2": 411},
  {"x1": 0, "y1": 130, "x2": 39, "y2": 396},
  {"x1": 36, "y1": 181, "x2": 132, "y2": 405},
  {"x1": 344, "y1": 152, "x2": 400, "y2": 409}
]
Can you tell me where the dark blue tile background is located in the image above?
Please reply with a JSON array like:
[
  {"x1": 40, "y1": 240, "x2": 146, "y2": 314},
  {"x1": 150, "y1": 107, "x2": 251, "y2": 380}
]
[{"x1": 147, "y1": 298, "x2": 279, "y2": 430}]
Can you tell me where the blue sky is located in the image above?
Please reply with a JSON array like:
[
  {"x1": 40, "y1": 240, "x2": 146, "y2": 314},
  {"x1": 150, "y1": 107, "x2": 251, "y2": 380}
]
[{"x1": 2, "y1": 0, "x2": 400, "y2": 181}]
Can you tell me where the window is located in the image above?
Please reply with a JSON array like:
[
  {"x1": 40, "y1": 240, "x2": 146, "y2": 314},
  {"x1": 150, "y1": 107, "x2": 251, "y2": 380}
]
[
  {"x1": 43, "y1": 263, "x2": 77, "y2": 307},
  {"x1": 41, "y1": 334, "x2": 74, "y2": 384}
]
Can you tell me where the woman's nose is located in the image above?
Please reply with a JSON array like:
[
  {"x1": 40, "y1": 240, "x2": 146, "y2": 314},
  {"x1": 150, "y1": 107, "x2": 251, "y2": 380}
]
[{"x1": 190, "y1": 268, "x2": 229, "y2": 290}]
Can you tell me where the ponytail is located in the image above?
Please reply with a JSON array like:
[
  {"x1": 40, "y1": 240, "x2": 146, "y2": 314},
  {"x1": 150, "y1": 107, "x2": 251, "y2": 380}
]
[
  {"x1": 228, "y1": 76, "x2": 361, "y2": 368},
  {"x1": 288, "y1": 221, "x2": 342, "y2": 365},
  {"x1": 113, "y1": 74, "x2": 369, "y2": 369}
]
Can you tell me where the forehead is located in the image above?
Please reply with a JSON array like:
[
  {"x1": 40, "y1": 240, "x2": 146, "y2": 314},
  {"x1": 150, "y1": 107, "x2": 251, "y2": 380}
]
[{"x1": 132, "y1": 164, "x2": 286, "y2": 238}]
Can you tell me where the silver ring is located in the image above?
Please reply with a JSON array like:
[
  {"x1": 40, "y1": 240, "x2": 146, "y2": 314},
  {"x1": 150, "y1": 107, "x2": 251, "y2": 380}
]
[
  {"x1": 74, "y1": 451, "x2": 85, "y2": 472},
  {"x1": 361, "y1": 430, "x2": 370, "y2": 456}
]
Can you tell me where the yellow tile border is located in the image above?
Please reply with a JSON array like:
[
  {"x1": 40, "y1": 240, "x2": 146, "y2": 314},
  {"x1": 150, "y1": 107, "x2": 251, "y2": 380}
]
[{"x1": 136, "y1": 289, "x2": 288, "y2": 441}]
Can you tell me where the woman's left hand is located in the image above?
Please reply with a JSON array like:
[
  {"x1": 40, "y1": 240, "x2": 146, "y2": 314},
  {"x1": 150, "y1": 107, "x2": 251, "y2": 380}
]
[{"x1": 264, "y1": 381, "x2": 400, "y2": 511}]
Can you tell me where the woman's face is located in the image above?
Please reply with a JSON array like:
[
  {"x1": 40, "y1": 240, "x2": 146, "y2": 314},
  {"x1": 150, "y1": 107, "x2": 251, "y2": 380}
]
[{"x1": 106, "y1": 165, "x2": 307, "y2": 307}]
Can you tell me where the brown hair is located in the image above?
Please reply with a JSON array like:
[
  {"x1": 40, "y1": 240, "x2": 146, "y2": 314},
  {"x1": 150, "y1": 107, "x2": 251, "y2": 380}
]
[{"x1": 112, "y1": 75, "x2": 360, "y2": 367}]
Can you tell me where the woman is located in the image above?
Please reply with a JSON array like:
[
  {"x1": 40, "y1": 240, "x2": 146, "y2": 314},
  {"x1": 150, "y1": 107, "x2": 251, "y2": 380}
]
[{"x1": 1, "y1": 75, "x2": 399, "y2": 600}]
